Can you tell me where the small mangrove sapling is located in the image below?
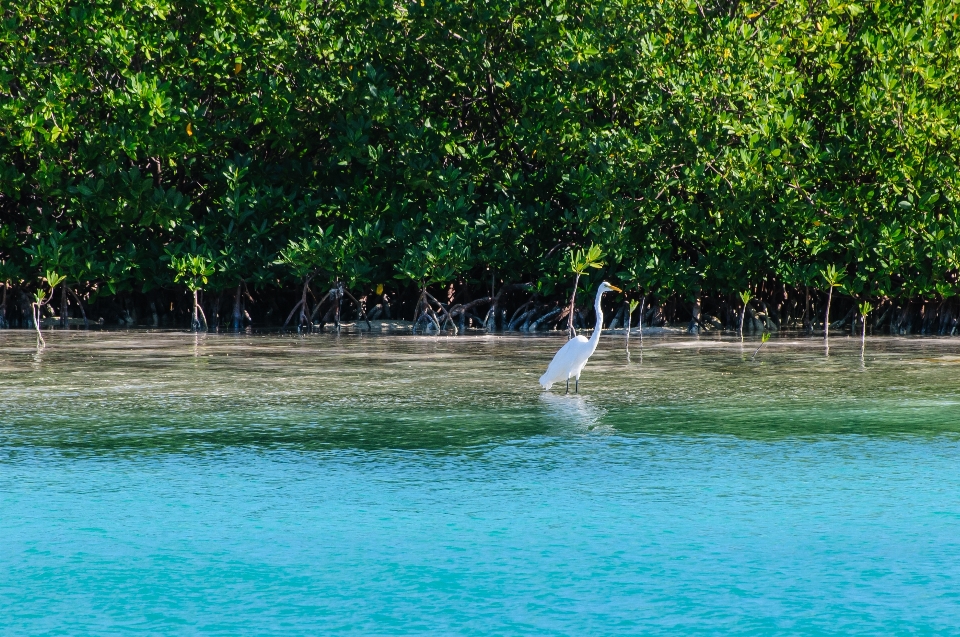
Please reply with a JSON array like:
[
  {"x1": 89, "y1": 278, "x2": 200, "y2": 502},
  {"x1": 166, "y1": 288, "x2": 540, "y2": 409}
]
[
  {"x1": 31, "y1": 271, "x2": 64, "y2": 347},
  {"x1": 32, "y1": 289, "x2": 47, "y2": 346},
  {"x1": 565, "y1": 244, "x2": 603, "y2": 339},
  {"x1": 738, "y1": 290, "x2": 752, "y2": 340},
  {"x1": 637, "y1": 293, "x2": 646, "y2": 348},
  {"x1": 171, "y1": 254, "x2": 214, "y2": 331},
  {"x1": 625, "y1": 299, "x2": 639, "y2": 352},
  {"x1": 858, "y1": 300, "x2": 873, "y2": 354},
  {"x1": 752, "y1": 332, "x2": 771, "y2": 360},
  {"x1": 821, "y1": 265, "x2": 846, "y2": 344}
]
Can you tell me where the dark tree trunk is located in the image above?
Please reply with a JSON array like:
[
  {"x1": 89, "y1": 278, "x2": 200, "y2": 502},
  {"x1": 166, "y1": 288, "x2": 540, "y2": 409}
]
[
  {"x1": 688, "y1": 291, "x2": 701, "y2": 334},
  {"x1": 0, "y1": 281, "x2": 7, "y2": 329},
  {"x1": 232, "y1": 284, "x2": 243, "y2": 331},
  {"x1": 60, "y1": 283, "x2": 68, "y2": 328},
  {"x1": 192, "y1": 290, "x2": 199, "y2": 331}
]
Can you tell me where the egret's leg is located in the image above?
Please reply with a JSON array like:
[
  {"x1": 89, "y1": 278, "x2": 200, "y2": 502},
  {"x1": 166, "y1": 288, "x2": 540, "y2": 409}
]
[
  {"x1": 575, "y1": 377, "x2": 579, "y2": 393},
  {"x1": 565, "y1": 378, "x2": 569, "y2": 394}
]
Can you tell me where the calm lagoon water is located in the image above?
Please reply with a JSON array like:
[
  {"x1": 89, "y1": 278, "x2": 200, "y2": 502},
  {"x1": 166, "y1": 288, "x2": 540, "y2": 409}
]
[{"x1": 2, "y1": 330, "x2": 960, "y2": 635}]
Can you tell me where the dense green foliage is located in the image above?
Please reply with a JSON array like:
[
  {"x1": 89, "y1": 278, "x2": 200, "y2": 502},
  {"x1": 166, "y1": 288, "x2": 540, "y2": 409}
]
[{"x1": 3, "y1": 0, "x2": 960, "y2": 329}]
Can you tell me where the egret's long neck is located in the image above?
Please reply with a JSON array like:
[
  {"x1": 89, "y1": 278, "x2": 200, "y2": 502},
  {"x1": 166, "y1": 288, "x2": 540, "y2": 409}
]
[{"x1": 589, "y1": 288, "x2": 604, "y2": 348}]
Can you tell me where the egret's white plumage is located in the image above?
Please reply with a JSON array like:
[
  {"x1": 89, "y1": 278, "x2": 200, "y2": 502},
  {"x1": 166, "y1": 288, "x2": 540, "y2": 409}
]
[{"x1": 539, "y1": 281, "x2": 621, "y2": 392}]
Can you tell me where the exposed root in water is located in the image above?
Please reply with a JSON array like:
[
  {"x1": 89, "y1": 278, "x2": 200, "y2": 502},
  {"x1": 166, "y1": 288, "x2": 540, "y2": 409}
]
[
  {"x1": 482, "y1": 282, "x2": 531, "y2": 331},
  {"x1": 412, "y1": 288, "x2": 443, "y2": 333},
  {"x1": 507, "y1": 299, "x2": 535, "y2": 331},
  {"x1": 6, "y1": 269, "x2": 960, "y2": 338},
  {"x1": 309, "y1": 288, "x2": 332, "y2": 325},
  {"x1": 282, "y1": 275, "x2": 313, "y2": 330},
  {"x1": 190, "y1": 289, "x2": 209, "y2": 332},
  {"x1": 341, "y1": 287, "x2": 372, "y2": 331},
  {"x1": 530, "y1": 306, "x2": 562, "y2": 332}
]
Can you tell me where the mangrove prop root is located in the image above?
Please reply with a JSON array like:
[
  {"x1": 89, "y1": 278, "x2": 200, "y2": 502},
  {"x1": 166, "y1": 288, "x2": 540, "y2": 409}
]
[
  {"x1": 424, "y1": 306, "x2": 442, "y2": 333},
  {"x1": 484, "y1": 282, "x2": 530, "y2": 331},
  {"x1": 280, "y1": 276, "x2": 313, "y2": 329},
  {"x1": 342, "y1": 288, "x2": 372, "y2": 330},
  {"x1": 283, "y1": 299, "x2": 304, "y2": 329},
  {"x1": 530, "y1": 306, "x2": 562, "y2": 332},
  {"x1": 309, "y1": 293, "x2": 332, "y2": 322},
  {"x1": 507, "y1": 302, "x2": 531, "y2": 328},
  {"x1": 197, "y1": 303, "x2": 209, "y2": 332},
  {"x1": 510, "y1": 305, "x2": 540, "y2": 331}
]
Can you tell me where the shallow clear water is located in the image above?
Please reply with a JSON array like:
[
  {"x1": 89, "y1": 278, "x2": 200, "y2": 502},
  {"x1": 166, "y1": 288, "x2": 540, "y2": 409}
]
[{"x1": 2, "y1": 330, "x2": 960, "y2": 635}]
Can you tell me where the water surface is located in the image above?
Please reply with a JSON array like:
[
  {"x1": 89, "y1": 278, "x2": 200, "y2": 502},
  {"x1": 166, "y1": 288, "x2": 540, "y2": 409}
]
[{"x1": 2, "y1": 331, "x2": 960, "y2": 635}]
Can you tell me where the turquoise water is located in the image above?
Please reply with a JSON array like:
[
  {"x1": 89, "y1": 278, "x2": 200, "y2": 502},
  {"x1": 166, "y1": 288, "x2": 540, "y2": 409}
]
[{"x1": 2, "y1": 331, "x2": 960, "y2": 635}]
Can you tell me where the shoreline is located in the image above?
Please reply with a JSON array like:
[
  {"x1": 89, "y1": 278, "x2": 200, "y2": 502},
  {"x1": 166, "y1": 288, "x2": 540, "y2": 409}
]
[{"x1": 4, "y1": 323, "x2": 960, "y2": 343}]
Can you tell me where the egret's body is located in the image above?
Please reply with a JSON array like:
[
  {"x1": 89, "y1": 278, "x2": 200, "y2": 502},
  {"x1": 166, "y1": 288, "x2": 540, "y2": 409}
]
[{"x1": 539, "y1": 282, "x2": 621, "y2": 392}]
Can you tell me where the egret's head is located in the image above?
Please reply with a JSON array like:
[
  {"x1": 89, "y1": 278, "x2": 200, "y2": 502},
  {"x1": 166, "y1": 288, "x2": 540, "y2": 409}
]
[{"x1": 599, "y1": 281, "x2": 622, "y2": 294}]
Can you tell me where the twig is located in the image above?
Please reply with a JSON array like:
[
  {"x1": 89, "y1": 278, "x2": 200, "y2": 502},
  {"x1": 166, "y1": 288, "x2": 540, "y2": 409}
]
[{"x1": 67, "y1": 287, "x2": 89, "y2": 329}]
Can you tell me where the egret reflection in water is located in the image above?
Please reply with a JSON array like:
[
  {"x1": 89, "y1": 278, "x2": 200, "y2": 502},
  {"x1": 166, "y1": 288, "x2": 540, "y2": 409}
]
[{"x1": 537, "y1": 392, "x2": 611, "y2": 434}]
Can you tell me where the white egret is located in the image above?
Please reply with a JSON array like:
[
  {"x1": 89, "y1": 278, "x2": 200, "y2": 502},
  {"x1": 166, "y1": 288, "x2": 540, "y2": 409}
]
[{"x1": 539, "y1": 281, "x2": 622, "y2": 393}]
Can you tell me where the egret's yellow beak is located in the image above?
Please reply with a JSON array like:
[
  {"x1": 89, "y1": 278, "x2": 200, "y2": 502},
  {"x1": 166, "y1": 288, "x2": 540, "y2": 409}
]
[{"x1": 609, "y1": 285, "x2": 622, "y2": 293}]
